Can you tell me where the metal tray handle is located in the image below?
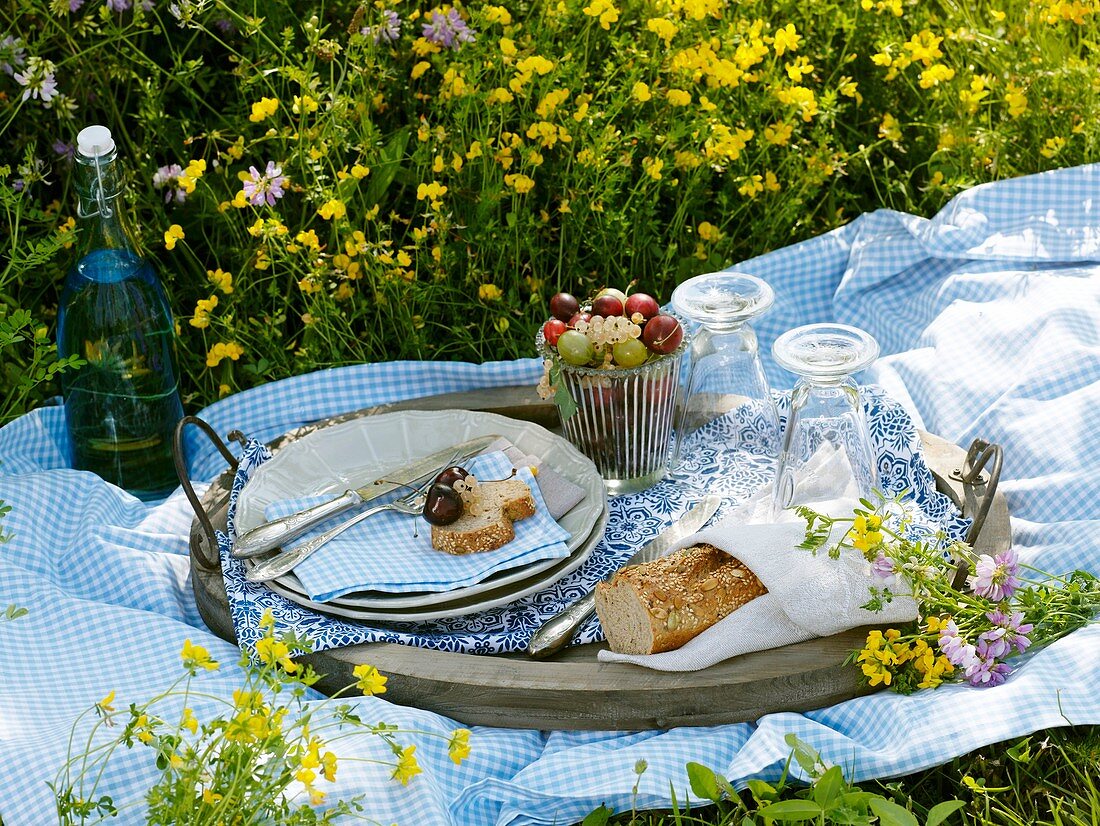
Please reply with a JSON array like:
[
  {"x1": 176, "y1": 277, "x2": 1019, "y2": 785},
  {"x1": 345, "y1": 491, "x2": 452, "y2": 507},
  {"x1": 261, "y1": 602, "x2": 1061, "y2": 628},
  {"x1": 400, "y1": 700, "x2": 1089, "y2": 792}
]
[
  {"x1": 950, "y1": 437, "x2": 1005, "y2": 590},
  {"x1": 173, "y1": 416, "x2": 247, "y2": 571}
]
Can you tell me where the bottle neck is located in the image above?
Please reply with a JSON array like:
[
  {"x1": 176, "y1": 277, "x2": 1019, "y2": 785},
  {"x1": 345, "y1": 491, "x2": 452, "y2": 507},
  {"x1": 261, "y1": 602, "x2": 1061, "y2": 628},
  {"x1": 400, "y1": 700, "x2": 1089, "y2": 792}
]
[{"x1": 74, "y1": 148, "x2": 135, "y2": 255}]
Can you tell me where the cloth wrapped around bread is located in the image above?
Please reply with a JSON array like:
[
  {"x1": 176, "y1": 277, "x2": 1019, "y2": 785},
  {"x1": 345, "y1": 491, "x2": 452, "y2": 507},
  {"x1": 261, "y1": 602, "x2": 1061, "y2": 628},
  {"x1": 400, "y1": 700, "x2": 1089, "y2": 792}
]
[{"x1": 594, "y1": 544, "x2": 767, "y2": 655}]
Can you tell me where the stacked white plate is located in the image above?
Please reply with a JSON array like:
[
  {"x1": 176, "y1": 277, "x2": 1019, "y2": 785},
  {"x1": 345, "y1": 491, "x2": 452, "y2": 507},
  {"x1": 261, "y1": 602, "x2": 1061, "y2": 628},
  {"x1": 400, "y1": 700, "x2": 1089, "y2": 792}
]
[{"x1": 235, "y1": 409, "x2": 609, "y2": 621}]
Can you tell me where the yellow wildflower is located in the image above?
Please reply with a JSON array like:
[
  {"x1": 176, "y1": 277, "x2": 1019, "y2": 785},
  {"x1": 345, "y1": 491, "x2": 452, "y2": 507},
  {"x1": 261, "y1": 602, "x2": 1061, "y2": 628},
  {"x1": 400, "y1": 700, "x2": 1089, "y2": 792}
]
[
  {"x1": 231, "y1": 190, "x2": 249, "y2": 209},
  {"x1": 292, "y1": 94, "x2": 319, "y2": 115},
  {"x1": 1040, "y1": 136, "x2": 1066, "y2": 158},
  {"x1": 632, "y1": 81, "x2": 652, "y2": 103},
  {"x1": 417, "y1": 181, "x2": 449, "y2": 209},
  {"x1": 351, "y1": 163, "x2": 370, "y2": 179},
  {"x1": 190, "y1": 295, "x2": 219, "y2": 329},
  {"x1": 642, "y1": 156, "x2": 664, "y2": 181},
  {"x1": 504, "y1": 173, "x2": 535, "y2": 194},
  {"x1": 411, "y1": 61, "x2": 431, "y2": 80},
  {"x1": 516, "y1": 55, "x2": 555, "y2": 76},
  {"x1": 775, "y1": 86, "x2": 818, "y2": 121},
  {"x1": 765, "y1": 170, "x2": 781, "y2": 192},
  {"x1": 295, "y1": 229, "x2": 321, "y2": 251},
  {"x1": 959, "y1": 76, "x2": 990, "y2": 115},
  {"x1": 97, "y1": 690, "x2": 116, "y2": 715},
  {"x1": 536, "y1": 89, "x2": 570, "y2": 117},
  {"x1": 738, "y1": 175, "x2": 764, "y2": 198},
  {"x1": 918, "y1": 64, "x2": 955, "y2": 89},
  {"x1": 487, "y1": 86, "x2": 515, "y2": 105},
  {"x1": 785, "y1": 56, "x2": 815, "y2": 83},
  {"x1": 879, "y1": 113, "x2": 902, "y2": 142},
  {"x1": 485, "y1": 5, "x2": 512, "y2": 24},
  {"x1": 248, "y1": 97, "x2": 279, "y2": 123},
  {"x1": 412, "y1": 36, "x2": 442, "y2": 56},
  {"x1": 772, "y1": 23, "x2": 801, "y2": 56},
  {"x1": 1004, "y1": 83, "x2": 1028, "y2": 118},
  {"x1": 704, "y1": 123, "x2": 754, "y2": 163},
  {"x1": 205, "y1": 342, "x2": 244, "y2": 368},
  {"x1": 219, "y1": 383, "x2": 231, "y2": 398},
  {"x1": 699, "y1": 95, "x2": 717, "y2": 112},
  {"x1": 298, "y1": 276, "x2": 321, "y2": 294},
  {"x1": 256, "y1": 635, "x2": 298, "y2": 673},
  {"x1": 181, "y1": 707, "x2": 198, "y2": 735},
  {"x1": 163, "y1": 224, "x2": 185, "y2": 250},
  {"x1": 764, "y1": 122, "x2": 793, "y2": 146},
  {"x1": 253, "y1": 249, "x2": 270, "y2": 270},
  {"x1": 697, "y1": 221, "x2": 722, "y2": 241},
  {"x1": 448, "y1": 729, "x2": 472, "y2": 765},
  {"x1": 58, "y1": 215, "x2": 76, "y2": 249},
  {"x1": 350, "y1": 661, "x2": 390, "y2": 699},
  {"x1": 318, "y1": 199, "x2": 347, "y2": 221},
  {"x1": 201, "y1": 789, "x2": 222, "y2": 805},
  {"x1": 647, "y1": 17, "x2": 678, "y2": 41},
  {"x1": 392, "y1": 745, "x2": 422, "y2": 785},
  {"x1": 582, "y1": 0, "x2": 619, "y2": 29},
  {"x1": 180, "y1": 639, "x2": 219, "y2": 671},
  {"x1": 207, "y1": 268, "x2": 233, "y2": 294},
  {"x1": 499, "y1": 36, "x2": 518, "y2": 57},
  {"x1": 904, "y1": 30, "x2": 944, "y2": 66},
  {"x1": 666, "y1": 88, "x2": 692, "y2": 106},
  {"x1": 479, "y1": 283, "x2": 504, "y2": 301},
  {"x1": 466, "y1": 141, "x2": 483, "y2": 159},
  {"x1": 847, "y1": 513, "x2": 884, "y2": 552}
]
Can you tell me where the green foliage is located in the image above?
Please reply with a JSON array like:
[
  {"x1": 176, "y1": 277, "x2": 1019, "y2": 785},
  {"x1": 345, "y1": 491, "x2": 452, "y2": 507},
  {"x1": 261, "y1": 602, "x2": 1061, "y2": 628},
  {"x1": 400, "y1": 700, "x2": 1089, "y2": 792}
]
[{"x1": 1, "y1": 0, "x2": 1099, "y2": 408}]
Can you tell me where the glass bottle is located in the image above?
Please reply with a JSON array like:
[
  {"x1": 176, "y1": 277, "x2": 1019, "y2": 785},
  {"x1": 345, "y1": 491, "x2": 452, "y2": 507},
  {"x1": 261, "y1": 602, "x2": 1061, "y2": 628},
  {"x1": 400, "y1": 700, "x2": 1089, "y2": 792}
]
[{"x1": 57, "y1": 125, "x2": 184, "y2": 501}]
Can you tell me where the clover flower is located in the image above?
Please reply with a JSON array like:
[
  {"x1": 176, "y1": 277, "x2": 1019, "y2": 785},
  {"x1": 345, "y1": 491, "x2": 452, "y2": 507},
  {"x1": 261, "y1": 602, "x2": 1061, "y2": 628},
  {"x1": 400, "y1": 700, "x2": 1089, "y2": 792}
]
[
  {"x1": 241, "y1": 161, "x2": 288, "y2": 207},
  {"x1": 986, "y1": 608, "x2": 1033, "y2": 655},
  {"x1": 153, "y1": 163, "x2": 188, "y2": 204},
  {"x1": 13, "y1": 56, "x2": 59, "y2": 104},
  {"x1": 964, "y1": 639, "x2": 1013, "y2": 687},
  {"x1": 869, "y1": 550, "x2": 896, "y2": 586},
  {"x1": 363, "y1": 9, "x2": 402, "y2": 43},
  {"x1": 0, "y1": 35, "x2": 26, "y2": 77},
  {"x1": 106, "y1": 0, "x2": 132, "y2": 11},
  {"x1": 421, "y1": 8, "x2": 476, "y2": 50},
  {"x1": 968, "y1": 549, "x2": 1021, "y2": 602},
  {"x1": 53, "y1": 140, "x2": 75, "y2": 162}
]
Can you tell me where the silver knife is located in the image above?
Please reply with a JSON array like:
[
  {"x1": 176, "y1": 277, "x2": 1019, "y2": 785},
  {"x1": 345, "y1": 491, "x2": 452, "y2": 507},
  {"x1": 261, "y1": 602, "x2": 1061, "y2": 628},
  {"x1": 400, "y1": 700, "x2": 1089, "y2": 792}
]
[
  {"x1": 526, "y1": 493, "x2": 723, "y2": 659},
  {"x1": 231, "y1": 435, "x2": 500, "y2": 558}
]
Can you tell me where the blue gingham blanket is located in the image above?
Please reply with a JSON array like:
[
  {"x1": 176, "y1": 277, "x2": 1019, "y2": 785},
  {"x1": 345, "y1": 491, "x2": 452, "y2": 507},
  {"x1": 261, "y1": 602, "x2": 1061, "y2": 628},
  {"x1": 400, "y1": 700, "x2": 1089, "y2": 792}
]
[{"x1": 1, "y1": 164, "x2": 1098, "y2": 825}]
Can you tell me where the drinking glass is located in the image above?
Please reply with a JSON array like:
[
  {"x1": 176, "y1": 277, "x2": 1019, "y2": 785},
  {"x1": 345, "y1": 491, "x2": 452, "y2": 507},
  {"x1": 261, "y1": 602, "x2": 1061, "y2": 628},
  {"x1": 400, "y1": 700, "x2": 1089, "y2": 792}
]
[
  {"x1": 670, "y1": 272, "x2": 780, "y2": 470},
  {"x1": 771, "y1": 323, "x2": 880, "y2": 515}
]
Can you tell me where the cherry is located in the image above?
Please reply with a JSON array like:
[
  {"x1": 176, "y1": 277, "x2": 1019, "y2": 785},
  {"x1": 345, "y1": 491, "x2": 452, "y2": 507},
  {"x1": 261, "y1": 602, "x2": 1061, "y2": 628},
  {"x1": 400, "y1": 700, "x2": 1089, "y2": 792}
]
[
  {"x1": 423, "y1": 482, "x2": 464, "y2": 526},
  {"x1": 568, "y1": 311, "x2": 592, "y2": 328},
  {"x1": 625, "y1": 293, "x2": 660, "y2": 321},
  {"x1": 592, "y1": 295, "x2": 624, "y2": 317},
  {"x1": 642, "y1": 314, "x2": 684, "y2": 354},
  {"x1": 543, "y1": 318, "x2": 567, "y2": 346},
  {"x1": 435, "y1": 466, "x2": 470, "y2": 488},
  {"x1": 549, "y1": 292, "x2": 581, "y2": 322}
]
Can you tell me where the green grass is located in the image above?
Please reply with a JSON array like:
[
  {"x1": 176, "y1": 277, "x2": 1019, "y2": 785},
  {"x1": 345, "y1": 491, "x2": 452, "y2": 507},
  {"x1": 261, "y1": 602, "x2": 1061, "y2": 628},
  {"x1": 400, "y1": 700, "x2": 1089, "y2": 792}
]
[{"x1": 592, "y1": 727, "x2": 1100, "y2": 826}]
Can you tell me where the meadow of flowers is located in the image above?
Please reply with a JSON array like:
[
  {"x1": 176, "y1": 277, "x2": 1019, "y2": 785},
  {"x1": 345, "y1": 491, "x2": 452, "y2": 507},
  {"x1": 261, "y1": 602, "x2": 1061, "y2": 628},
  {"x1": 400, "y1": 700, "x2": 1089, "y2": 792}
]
[{"x1": 1, "y1": 0, "x2": 1098, "y2": 413}]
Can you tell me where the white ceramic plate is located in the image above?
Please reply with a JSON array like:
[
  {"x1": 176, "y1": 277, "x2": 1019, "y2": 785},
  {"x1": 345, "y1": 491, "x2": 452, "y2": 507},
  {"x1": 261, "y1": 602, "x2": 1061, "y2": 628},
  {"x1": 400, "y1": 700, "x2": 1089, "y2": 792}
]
[
  {"x1": 237, "y1": 409, "x2": 607, "y2": 610},
  {"x1": 262, "y1": 499, "x2": 609, "y2": 622}
]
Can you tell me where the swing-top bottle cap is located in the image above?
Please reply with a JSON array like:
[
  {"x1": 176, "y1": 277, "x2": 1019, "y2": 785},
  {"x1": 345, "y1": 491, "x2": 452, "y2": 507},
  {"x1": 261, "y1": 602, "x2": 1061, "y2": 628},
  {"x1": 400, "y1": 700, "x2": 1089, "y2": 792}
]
[{"x1": 76, "y1": 125, "x2": 115, "y2": 158}]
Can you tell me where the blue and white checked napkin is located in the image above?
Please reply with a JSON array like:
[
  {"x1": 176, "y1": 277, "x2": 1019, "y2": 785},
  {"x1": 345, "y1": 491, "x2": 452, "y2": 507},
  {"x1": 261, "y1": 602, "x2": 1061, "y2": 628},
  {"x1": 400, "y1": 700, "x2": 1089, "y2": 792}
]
[
  {"x1": 3, "y1": 164, "x2": 1099, "y2": 826},
  {"x1": 263, "y1": 452, "x2": 571, "y2": 600}
]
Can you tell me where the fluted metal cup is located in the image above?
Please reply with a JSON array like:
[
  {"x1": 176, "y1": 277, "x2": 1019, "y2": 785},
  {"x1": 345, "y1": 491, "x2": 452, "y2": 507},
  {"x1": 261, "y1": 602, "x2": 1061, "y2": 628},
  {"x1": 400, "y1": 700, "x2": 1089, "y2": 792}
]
[{"x1": 537, "y1": 329, "x2": 688, "y2": 495}]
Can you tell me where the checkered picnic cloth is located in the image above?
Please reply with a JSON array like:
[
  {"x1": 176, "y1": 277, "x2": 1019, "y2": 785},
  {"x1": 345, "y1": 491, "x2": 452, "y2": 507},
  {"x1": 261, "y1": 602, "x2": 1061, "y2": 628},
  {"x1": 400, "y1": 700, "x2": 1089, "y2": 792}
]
[{"x1": 1, "y1": 163, "x2": 1098, "y2": 825}]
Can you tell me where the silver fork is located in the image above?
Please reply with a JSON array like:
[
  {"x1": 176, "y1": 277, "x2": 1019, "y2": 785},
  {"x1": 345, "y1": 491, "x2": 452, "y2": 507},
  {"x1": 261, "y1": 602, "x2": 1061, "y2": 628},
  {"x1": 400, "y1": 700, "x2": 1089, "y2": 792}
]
[{"x1": 245, "y1": 486, "x2": 430, "y2": 584}]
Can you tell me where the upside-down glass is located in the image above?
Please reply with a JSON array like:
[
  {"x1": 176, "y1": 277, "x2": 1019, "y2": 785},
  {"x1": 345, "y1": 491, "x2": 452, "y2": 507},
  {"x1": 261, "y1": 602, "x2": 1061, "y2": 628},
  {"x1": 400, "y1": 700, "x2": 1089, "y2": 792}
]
[
  {"x1": 771, "y1": 323, "x2": 880, "y2": 516},
  {"x1": 670, "y1": 272, "x2": 780, "y2": 470},
  {"x1": 537, "y1": 330, "x2": 688, "y2": 496}
]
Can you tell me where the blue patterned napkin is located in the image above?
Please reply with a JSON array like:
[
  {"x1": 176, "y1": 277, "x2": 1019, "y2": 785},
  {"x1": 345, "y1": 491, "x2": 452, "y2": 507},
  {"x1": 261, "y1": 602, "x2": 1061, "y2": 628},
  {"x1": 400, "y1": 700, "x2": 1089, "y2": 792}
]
[
  {"x1": 263, "y1": 451, "x2": 571, "y2": 600},
  {"x1": 218, "y1": 386, "x2": 969, "y2": 657}
]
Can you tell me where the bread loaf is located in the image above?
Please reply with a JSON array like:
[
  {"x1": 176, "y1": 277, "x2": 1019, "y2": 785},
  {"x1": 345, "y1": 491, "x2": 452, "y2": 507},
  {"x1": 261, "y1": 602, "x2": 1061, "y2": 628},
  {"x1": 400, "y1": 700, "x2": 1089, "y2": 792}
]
[
  {"x1": 594, "y1": 543, "x2": 766, "y2": 655},
  {"x1": 430, "y1": 479, "x2": 536, "y2": 555}
]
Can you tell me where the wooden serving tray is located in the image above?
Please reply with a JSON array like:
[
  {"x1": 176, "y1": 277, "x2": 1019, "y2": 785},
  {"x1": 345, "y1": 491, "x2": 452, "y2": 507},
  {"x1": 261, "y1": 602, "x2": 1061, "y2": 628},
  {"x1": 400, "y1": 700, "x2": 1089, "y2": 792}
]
[{"x1": 187, "y1": 386, "x2": 1010, "y2": 731}]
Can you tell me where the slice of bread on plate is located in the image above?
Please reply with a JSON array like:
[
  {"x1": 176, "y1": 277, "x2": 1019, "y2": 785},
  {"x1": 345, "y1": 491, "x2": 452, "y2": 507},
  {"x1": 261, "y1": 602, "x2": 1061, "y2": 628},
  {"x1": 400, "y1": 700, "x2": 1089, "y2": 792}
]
[
  {"x1": 595, "y1": 543, "x2": 767, "y2": 654},
  {"x1": 431, "y1": 479, "x2": 537, "y2": 555}
]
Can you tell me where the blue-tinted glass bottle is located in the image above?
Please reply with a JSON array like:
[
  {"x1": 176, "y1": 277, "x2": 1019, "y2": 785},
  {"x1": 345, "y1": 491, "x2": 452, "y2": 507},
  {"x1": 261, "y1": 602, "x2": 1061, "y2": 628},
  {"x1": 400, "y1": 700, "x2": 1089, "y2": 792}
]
[{"x1": 57, "y1": 125, "x2": 184, "y2": 501}]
